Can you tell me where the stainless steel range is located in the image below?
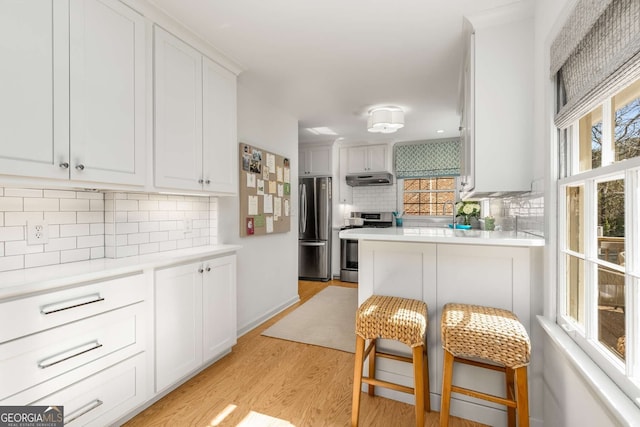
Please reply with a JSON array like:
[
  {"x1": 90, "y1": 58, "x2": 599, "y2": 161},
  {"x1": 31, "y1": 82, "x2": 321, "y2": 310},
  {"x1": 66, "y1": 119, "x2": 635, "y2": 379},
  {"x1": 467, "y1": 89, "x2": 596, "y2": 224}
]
[{"x1": 340, "y1": 212, "x2": 393, "y2": 283}]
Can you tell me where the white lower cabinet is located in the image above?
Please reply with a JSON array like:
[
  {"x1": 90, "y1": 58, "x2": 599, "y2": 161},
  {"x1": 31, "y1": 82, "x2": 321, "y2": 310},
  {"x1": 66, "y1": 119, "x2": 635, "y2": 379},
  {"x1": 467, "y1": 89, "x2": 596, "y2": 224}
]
[
  {"x1": 0, "y1": 272, "x2": 148, "y2": 426},
  {"x1": 154, "y1": 254, "x2": 237, "y2": 393}
]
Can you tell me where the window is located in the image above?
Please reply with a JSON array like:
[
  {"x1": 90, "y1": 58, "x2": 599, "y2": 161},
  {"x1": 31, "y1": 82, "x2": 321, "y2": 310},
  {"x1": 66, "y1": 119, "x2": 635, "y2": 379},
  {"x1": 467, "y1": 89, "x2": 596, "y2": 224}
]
[
  {"x1": 558, "y1": 76, "x2": 640, "y2": 402},
  {"x1": 400, "y1": 178, "x2": 456, "y2": 216}
]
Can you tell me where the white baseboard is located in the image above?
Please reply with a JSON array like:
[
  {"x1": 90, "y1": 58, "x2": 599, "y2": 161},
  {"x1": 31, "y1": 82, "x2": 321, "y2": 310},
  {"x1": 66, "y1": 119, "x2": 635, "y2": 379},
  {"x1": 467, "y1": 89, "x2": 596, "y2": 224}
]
[{"x1": 236, "y1": 295, "x2": 300, "y2": 337}]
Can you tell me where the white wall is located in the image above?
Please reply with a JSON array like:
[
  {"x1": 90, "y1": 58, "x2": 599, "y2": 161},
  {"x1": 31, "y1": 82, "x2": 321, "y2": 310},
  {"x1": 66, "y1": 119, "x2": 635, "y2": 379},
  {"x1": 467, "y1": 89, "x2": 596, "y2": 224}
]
[
  {"x1": 534, "y1": 0, "x2": 624, "y2": 425},
  {"x1": 218, "y1": 83, "x2": 299, "y2": 335}
]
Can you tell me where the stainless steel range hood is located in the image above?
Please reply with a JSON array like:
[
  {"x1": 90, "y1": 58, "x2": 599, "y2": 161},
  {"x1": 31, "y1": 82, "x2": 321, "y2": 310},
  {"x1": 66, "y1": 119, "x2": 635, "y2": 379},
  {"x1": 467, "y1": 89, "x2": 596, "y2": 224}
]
[{"x1": 346, "y1": 172, "x2": 393, "y2": 187}]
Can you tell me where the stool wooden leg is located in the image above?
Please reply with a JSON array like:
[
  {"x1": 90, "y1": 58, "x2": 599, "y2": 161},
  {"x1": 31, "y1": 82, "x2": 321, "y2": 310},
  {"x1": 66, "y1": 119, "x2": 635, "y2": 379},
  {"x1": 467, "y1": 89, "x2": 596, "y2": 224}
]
[
  {"x1": 506, "y1": 367, "x2": 516, "y2": 427},
  {"x1": 368, "y1": 339, "x2": 376, "y2": 396},
  {"x1": 439, "y1": 350, "x2": 454, "y2": 427},
  {"x1": 413, "y1": 345, "x2": 425, "y2": 427},
  {"x1": 352, "y1": 336, "x2": 366, "y2": 427},
  {"x1": 515, "y1": 366, "x2": 530, "y2": 427},
  {"x1": 424, "y1": 339, "x2": 430, "y2": 412}
]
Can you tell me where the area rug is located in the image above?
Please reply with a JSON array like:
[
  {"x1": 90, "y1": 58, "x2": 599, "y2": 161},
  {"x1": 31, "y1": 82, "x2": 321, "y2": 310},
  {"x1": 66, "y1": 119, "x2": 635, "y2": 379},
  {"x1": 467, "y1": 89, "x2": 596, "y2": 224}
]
[{"x1": 261, "y1": 286, "x2": 357, "y2": 353}]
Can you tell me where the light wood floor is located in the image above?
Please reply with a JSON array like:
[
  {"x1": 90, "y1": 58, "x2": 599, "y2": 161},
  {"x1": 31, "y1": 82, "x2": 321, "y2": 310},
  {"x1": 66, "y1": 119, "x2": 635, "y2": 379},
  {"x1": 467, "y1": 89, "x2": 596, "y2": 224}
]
[{"x1": 124, "y1": 280, "x2": 486, "y2": 427}]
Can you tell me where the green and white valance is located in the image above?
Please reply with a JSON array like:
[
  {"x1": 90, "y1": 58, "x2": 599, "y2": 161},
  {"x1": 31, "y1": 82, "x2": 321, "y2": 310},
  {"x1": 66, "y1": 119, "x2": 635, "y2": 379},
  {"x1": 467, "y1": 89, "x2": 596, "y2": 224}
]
[{"x1": 394, "y1": 138, "x2": 460, "y2": 179}]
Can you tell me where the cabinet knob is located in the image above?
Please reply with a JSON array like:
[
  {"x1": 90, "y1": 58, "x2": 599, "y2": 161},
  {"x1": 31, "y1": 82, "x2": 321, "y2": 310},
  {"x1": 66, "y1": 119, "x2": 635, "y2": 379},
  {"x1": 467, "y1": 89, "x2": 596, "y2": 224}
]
[
  {"x1": 75, "y1": 164, "x2": 85, "y2": 171},
  {"x1": 198, "y1": 267, "x2": 204, "y2": 274},
  {"x1": 59, "y1": 162, "x2": 69, "y2": 169},
  {"x1": 206, "y1": 267, "x2": 211, "y2": 272},
  {"x1": 205, "y1": 179, "x2": 210, "y2": 185},
  {"x1": 198, "y1": 178, "x2": 204, "y2": 184}
]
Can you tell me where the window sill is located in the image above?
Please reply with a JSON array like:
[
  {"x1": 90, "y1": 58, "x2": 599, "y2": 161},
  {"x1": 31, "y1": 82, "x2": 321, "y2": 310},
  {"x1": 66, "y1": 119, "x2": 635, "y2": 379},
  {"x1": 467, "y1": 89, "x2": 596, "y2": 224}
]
[{"x1": 537, "y1": 315, "x2": 640, "y2": 426}]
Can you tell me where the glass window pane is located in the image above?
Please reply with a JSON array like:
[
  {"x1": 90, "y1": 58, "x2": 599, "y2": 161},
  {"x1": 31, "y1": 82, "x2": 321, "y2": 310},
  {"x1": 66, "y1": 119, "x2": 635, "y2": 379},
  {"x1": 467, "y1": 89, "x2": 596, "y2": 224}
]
[
  {"x1": 579, "y1": 106, "x2": 603, "y2": 171},
  {"x1": 405, "y1": 204, "x2": 420, "y2": 215},
  {"x1": 613, "y1": 78, "x2": 640, "y2": 163},
  {"x1": 436, "y1": 178, "x2": 454, "y2": 190},
  {"x1": 566, "y1": 255, "x2": 585, "y2": 324},
  {"x1": 597, "y1": 179, "x2": 625, "y2": 265},
  {"x1": 404, "y1": 179, "x2": 419, "y2": 191},
  {"x1": 404, "y1": 192, "x2": 419, "y2": 204},
  {"x1": 597, "y1": 265, "x2": 626, "y2": 362},
  {"x1": 566, "y1": 185, "x2": 584, "y2": 253}
]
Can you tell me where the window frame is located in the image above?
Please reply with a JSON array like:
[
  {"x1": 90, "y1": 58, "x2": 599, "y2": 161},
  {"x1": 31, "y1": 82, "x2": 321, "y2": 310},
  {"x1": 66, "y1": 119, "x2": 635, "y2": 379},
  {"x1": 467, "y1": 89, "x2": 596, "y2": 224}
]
[
  {"x1": 395, "y1": 177, "x2": 459, "y2": 219},
  {"x1": 557, "y1": 92, "x2": 640, "y2": 405}
]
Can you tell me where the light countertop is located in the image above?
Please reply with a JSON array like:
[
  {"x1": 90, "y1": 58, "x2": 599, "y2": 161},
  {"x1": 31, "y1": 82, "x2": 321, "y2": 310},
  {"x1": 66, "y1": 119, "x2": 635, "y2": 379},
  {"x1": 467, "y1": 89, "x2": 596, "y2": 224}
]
[
  {"x1": 339, "y1": 227, "x2": 544, "y2": 247},
  {"x1": 0, "y1": 245, "x2": 241, "y2": 300}
]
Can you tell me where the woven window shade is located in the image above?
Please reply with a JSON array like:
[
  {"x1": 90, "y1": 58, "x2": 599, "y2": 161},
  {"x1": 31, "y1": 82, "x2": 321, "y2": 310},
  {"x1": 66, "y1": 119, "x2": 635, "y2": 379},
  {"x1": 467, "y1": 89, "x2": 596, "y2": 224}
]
[
  {"x1": 552, "y1": 0, "x2": 640, "y2": 129},
  {"x1": 394, "y1": 139, "x2": 460, "y2": 179}
]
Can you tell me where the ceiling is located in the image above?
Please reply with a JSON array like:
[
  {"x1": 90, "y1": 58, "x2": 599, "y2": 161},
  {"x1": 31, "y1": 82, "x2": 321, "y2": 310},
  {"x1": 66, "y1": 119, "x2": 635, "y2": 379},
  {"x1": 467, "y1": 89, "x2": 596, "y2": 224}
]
[{"x1": 146, "y1": 0, "x2": 523, "y2": 145}]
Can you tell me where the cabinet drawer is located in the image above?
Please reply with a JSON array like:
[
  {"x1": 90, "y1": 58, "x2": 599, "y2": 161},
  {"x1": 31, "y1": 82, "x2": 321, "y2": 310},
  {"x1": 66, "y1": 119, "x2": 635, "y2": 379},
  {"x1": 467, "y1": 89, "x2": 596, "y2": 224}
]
[
  {"x1": 0, "y1": 303, "x2": 145, "y2": 401},
  {"x1": 15, "y1": 353, "x2": 147, "y2": 427},
  {"x1": 0, "y1": 272, "x2": 144, "y2": 343}
]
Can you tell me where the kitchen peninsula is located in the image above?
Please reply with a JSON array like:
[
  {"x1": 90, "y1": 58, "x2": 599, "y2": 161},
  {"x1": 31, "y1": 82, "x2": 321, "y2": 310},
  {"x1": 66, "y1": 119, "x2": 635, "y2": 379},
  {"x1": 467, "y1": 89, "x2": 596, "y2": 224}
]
[{"x1": 339, "y1": 227, "x2": 544, "y2": 427}]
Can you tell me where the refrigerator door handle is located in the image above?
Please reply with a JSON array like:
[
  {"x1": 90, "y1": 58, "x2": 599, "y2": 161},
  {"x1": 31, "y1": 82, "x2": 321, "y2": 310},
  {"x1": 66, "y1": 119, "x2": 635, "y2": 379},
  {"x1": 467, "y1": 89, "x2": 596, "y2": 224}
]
[
  {"x1": 299, "y1": 183, "x2": 307, "y2": 234},
  {"x1": 299, "y1": 241, "x2": 326, "y2": 247}
]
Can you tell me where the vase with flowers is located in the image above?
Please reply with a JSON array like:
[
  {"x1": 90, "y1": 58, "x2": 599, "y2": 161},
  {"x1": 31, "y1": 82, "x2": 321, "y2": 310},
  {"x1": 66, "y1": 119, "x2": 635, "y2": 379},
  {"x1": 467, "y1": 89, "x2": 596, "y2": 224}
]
[{"x1": 455, "y1": 201, "x2": 481, "y2": 226}]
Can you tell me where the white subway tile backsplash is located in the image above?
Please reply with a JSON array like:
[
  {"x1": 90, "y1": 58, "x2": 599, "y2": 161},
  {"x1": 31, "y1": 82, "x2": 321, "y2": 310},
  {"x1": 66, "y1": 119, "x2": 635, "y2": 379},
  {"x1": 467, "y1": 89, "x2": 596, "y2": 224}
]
[
  {"x1": 5, "y1": 188, "x2": 43, "y2": 198},
  {"x1": 5, "y1": 241, "x2": 43, "y2": 256},
  {"x1": 45, "y1": 237, "x2": 78, "y2": 252},
  {"x1": 0, "y1": 226, "x2": 24, "y2": 241},
  {"x1": 60, "y1": 198, "x2": 90, "y2": 212},
  {"x1": 77, "y1": 212, "x2": 103, "y2": 224},
  {"x1": 25, "y1": 252, "x2": 60, "y2": 268},
  {"x1": 77, "y1": 235, "x2": 104, "y2": 249},
  {"x1": 4, "y1": 212, "x2": 43, "y2": 226},
  {"x1": 1, "y1": 186, "x2": 216, "y2": 269},
  {"x1": 0, "y1": 197, "x2": 23, "y2": 211},
  {"x1": 0, "y1": 255, "x2": 24, "y2": 272},
  {"x1": 60, "y1": 248, "x2": 91, "y2": 263},
  {"x1": 24, "y1": 198, "x2": 59, "y2": 212},
  {"x1": 43, "y1": 189, "x2": 76, "y2": 199},
  {"x1": 45, "y1": 212, "x2": 77, "y2": 224},
  {"x1": 115, "y1": 199, "x2": 139, "y2": 211},
  {"x1": 60, "y1": 224, "x2": 91, "y2": 237}
]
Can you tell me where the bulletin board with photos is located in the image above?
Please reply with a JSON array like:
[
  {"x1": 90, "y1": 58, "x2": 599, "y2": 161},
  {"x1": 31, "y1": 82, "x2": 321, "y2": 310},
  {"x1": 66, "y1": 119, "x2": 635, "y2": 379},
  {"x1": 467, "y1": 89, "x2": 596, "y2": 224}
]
[{"x1": 238, "y1": 143, "x2": 291, "y2": 237}]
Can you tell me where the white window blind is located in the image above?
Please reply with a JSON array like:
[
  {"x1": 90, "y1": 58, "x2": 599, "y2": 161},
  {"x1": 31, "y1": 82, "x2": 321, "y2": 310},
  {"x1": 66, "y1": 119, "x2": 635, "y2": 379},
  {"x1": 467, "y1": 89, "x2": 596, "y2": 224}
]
[{"x1": 552, "y1": 0, "x2": 640, "y2": 128}]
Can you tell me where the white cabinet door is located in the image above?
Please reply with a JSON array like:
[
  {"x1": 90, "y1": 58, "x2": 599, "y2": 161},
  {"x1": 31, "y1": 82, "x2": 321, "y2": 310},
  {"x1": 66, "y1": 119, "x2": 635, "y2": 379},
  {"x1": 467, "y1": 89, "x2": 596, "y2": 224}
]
[
  {"x1": 154, "y1": 26, "x2": 203, "y2": 191},
  {"x1": 202, "y1": 255, "x2": 237, "y2": 362},
  {"x1": 69, "y1": 0, "x2": 145, "y2": 185},
  {"x1": 0, "y1": 0, "x2": 68, "y2": 180},
  {"x1": 202, "y1": 56, "x2": 237, "y2": 194},
  {"x1": 155, "y1": 262, "x2": 203, "y2": 392},
  {"x1": 299, "y1": 145, "x2": 332, "y2": 176},
  {"x1": 346, "y1": 145, "x2": 389, "y2": 174},
  {"x1": 366, "y1": 144, "x2": 388, "y2": 172}
]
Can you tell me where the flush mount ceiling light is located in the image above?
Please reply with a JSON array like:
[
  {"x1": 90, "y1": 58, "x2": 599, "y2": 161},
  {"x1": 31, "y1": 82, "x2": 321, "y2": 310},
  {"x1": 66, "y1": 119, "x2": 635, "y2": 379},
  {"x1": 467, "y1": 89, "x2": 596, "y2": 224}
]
[{"x1": 367, "y1": 107, "x2": 404, "y2": 134}]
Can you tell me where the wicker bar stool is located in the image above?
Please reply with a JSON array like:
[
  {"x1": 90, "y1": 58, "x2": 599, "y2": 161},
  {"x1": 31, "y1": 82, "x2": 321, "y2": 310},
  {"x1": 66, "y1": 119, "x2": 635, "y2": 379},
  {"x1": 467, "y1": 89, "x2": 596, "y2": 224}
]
[
  {"x1": 440, "y1": 303, "x2": 531, "y2": 427},
  {"x1": 352, "y1": 295, "x2": 430, "y2": 427}
]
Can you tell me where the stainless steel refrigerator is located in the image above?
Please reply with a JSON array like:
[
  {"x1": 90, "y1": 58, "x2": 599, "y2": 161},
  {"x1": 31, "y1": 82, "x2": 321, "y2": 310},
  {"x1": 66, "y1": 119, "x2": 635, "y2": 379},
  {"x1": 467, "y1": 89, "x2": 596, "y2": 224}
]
[{"x1": 298, "y1": 176, "x2": 332, "y2": 281}]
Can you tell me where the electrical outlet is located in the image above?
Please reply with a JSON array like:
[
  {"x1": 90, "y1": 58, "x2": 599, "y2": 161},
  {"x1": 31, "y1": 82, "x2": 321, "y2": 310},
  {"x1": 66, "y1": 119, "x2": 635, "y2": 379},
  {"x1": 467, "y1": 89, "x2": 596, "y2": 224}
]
[
  {"x1": 27, "y1": 220, "x2": 49, "y2": 245},
  {"x1": 183, "y1": 219, "x2": 193, "y2": 232}
]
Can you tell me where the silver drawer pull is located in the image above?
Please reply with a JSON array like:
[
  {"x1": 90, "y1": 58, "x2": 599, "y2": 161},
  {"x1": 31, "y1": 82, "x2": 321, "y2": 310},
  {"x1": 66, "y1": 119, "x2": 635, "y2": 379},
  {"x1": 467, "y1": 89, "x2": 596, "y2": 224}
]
[
  {"x1": 41, "y1": 295, "x2": 105, "y2": 315},
  {"x1": 38, "y1": 341, "x2": 103, "y2": 369},
  {"x1": 64, "y1": 399, "x2": 103, "y2": 425}
]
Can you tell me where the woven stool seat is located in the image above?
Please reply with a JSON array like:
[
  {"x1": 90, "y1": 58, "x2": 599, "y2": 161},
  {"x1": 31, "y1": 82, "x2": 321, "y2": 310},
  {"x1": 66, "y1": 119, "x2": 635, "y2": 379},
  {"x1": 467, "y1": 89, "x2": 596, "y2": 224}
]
[
  {"x1": 356, "y1": 295, "x2": 427, "y2": 348},
  {"x1": 439, "y1": 303, "x2": 531, "y2": 427},
  {"x1": 352, "y1": 295, "x2": 430, "y2": 427},
  {"x1": 441, "y1": 303, "x2": 530, "y2": 368}
]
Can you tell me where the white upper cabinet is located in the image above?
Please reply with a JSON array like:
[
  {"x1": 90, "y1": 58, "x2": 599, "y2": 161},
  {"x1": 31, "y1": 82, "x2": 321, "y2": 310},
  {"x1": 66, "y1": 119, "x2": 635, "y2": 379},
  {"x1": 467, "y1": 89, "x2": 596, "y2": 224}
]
[
  {"x1": 460, "y1": 15, "x2": 533, "y2": 198},
  {"x1": 0, "y1": 0, "x2": 68, "y2": 180},
  {"x1": 155, "y1": 26, "x2": 238, "y2": 194},
  {"x1": 202, "y1": 56, "x2": 237, "y2": 194},
  {"x1": 346, "y1": 144, "x2": 389, "y2": 174},
  {"x1": 69, "y1": 0, "x2": 146, "y2": 185},
  {"x1": 0, "y1": 0, "x2": 146, "y2": 186},
  {"x1": 299, "y1": 144, "x2": 332, "y2": 176},
  {"x1": 154, "y1": 26, "x2": 203, "y2": 191}
]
